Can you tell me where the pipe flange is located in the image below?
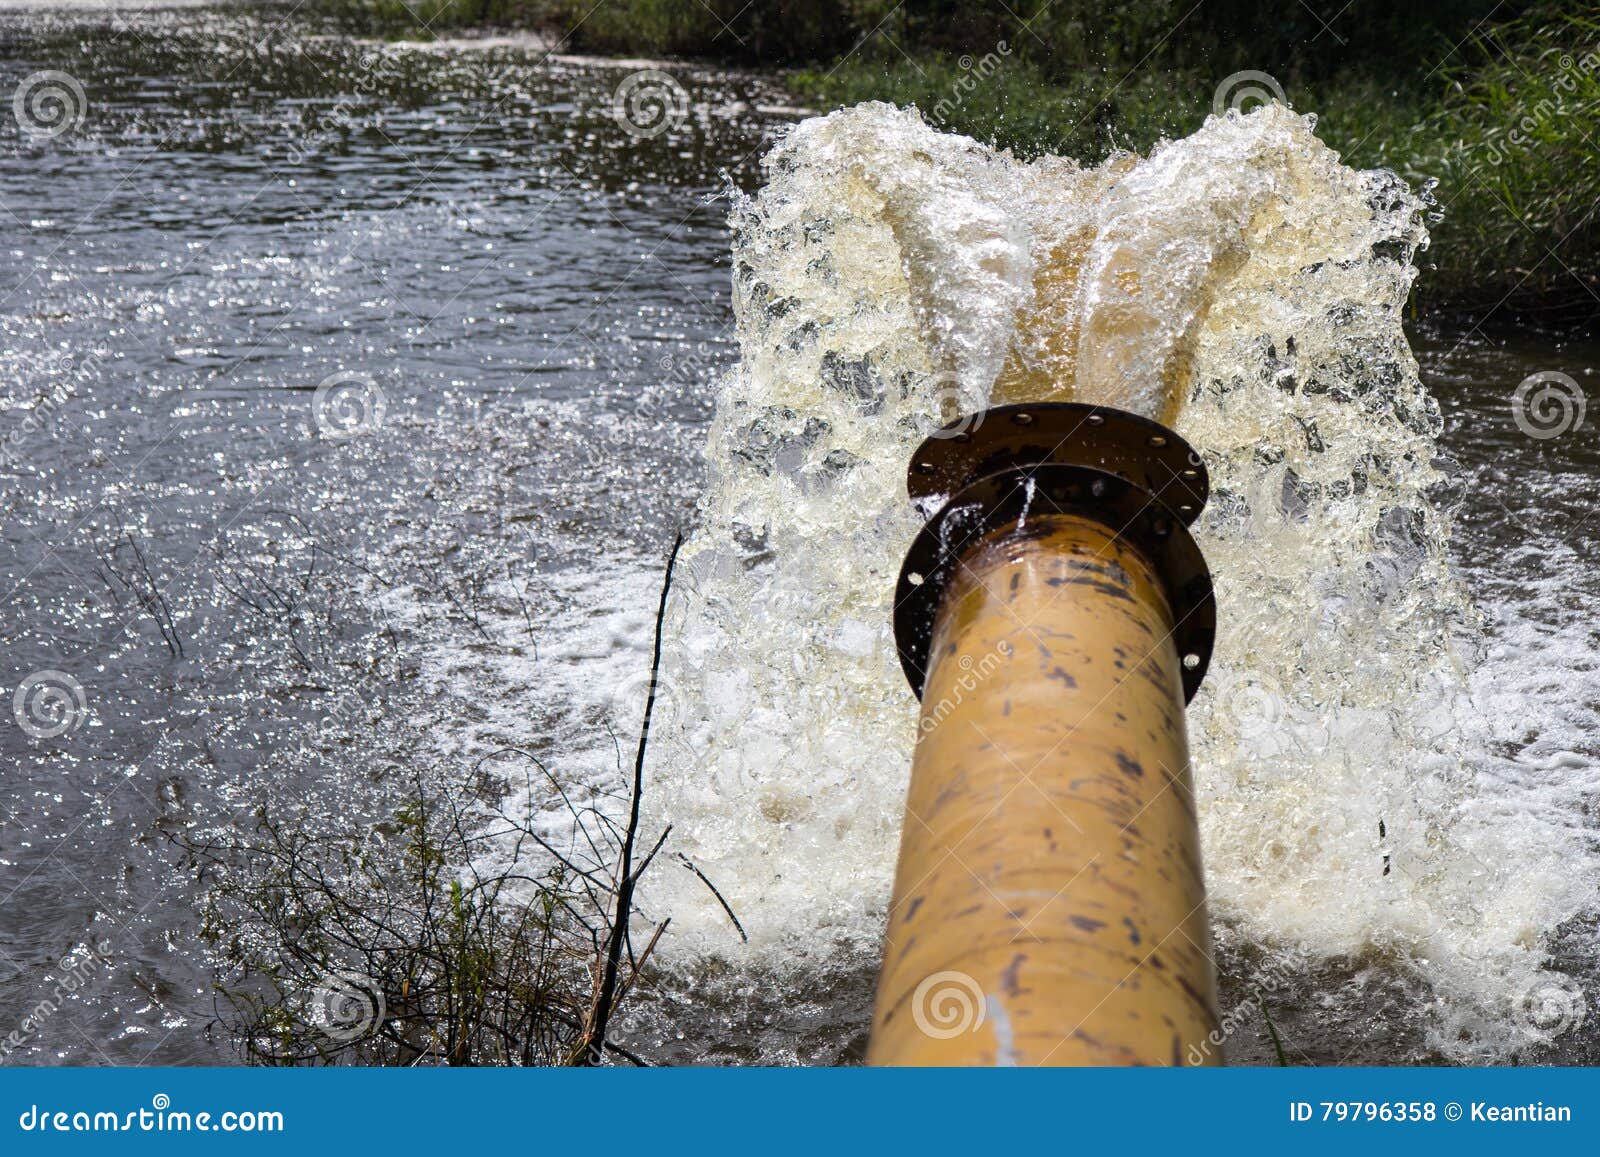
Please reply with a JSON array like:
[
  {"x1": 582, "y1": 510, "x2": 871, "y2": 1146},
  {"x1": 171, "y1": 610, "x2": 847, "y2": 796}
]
[
  {"x1": 893, "y1": 464, "x2": 1216, "y2": 703},
  {"x1": 907, "y1": 402, "x2": 1208, "y2": 525}
]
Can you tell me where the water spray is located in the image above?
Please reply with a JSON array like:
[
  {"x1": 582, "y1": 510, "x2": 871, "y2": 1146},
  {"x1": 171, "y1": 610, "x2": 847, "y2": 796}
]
[{"x1": 869, "y1": 402, "x2": 1220, "y2": 1065}]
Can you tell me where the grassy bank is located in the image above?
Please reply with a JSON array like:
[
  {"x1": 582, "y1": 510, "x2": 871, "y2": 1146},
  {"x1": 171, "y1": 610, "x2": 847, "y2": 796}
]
[
  {"x1": 788, "y1": 7, "x2": 1600, "y2": 316},
  {"x1": 321, "y1": 0, "x2": 1599, "y2": 318}
]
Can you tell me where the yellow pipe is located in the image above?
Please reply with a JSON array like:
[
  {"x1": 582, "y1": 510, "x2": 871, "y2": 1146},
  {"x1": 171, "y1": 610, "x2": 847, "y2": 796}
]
[{"x1": 870, "y1": 509, "x2": 1219, "y2": 1065}]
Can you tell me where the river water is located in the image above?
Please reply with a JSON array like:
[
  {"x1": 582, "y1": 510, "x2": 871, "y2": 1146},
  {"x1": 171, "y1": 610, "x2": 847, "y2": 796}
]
[{"x1": 1, "y1": 5, "x2": 1596, "y2": 1066}]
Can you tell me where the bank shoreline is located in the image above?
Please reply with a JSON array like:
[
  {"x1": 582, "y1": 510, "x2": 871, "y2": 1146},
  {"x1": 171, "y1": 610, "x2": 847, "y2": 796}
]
[{"x1": 315, "y1": 0, "x2": 1597, "y2": 325}]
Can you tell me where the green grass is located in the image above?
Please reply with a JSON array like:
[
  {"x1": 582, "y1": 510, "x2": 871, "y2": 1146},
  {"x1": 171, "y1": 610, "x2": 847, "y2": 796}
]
[
  {"x1": 1261, "y1": 999, "x2": 1291, "y2": 1066},
  {"x1": 791, "y1": 55, "x2": 1205, "y2": 164},
  {"x1": 793, "y1": 9, "x2": 1600, "y2": 316},
  {"x1": 1412, "y1": 12, "x2": 1600, "y2": 312}
]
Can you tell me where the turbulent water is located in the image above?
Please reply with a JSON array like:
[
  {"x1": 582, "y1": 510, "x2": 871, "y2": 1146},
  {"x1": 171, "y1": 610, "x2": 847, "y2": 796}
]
[
  {"x1": 2, "y1": 6, "x2": 1597, "y2": 1067},
  {"x1": 639, "y1": 103, "x2": 1600, "y2": 1063},
  {"x1": 0, "y1": 5, "x2": 785, "y2": 1064}
]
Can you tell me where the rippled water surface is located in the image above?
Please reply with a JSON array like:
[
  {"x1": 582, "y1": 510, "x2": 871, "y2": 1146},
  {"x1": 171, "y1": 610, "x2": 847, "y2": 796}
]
[
  {"x1": 0, "y1": 4, "x2": 798, "y2": 1063},
  {"x1": 1, "y1": 5, "x2": 1596, "y2": 1066}
]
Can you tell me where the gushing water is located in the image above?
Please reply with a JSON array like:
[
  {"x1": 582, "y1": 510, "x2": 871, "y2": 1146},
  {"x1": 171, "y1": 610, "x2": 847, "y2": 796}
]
[
  {"x1": 6, "y1": 5, "x2": 1593, "y2": 1062},
  {"x1": 640, "y1": 102, "x2": 1598, "y2": 1060}
]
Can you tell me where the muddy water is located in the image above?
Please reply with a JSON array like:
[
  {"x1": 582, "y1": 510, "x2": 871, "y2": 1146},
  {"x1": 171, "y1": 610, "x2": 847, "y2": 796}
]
[{"x1": 0, "y1": 5, "x2": 1595, "y2": 1066}]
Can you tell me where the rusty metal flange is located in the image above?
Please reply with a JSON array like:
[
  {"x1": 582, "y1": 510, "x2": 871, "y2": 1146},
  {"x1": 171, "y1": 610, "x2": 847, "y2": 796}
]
[
  {"x1": 893, "y1": 407, "x2": 1216, "y2": 703},
  {"x1": 907, "y1": 402, "x2": 1209, "y2": 525}
]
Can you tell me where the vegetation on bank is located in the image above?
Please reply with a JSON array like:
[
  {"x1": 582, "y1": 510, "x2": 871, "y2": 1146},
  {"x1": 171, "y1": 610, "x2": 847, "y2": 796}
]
[
  {"x1": 188, "y1": 538, "x2": 684, "y2": 1065},
  {"x1": 190, "y1": 770, "x2": 645, "y2": 1065},
  {"x1": 316, "y1": 0, "x2": 1598, "y2": 313},
  {"x1": 786, "y1": 6, "x2": 1600, "y2": 317}
]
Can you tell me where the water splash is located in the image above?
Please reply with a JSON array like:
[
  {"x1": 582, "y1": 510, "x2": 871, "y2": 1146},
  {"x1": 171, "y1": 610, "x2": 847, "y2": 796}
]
[{"x1": 639, "y1": 102, "x2": 1596, "y2": 1058}]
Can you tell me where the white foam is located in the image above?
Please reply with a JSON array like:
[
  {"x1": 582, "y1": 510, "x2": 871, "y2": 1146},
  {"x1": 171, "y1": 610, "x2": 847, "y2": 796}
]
[{"x1": 633, "y1": 102, "x2": 1597, "y2": 1057}]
